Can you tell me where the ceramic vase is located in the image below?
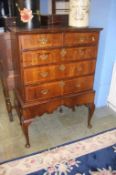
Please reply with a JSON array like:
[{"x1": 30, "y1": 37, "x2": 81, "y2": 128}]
[{"x1": 69, "y1": 0, "x2": 90, "y2": 27}]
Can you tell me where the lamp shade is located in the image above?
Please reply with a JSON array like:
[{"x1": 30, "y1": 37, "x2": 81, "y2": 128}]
[{"x1": 15, "y1": 0, "x2": 40, "y2": 28}]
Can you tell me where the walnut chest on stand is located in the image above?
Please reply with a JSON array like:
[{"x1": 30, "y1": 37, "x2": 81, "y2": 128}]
[{"x1": 9, "y1": 26, "x2": 101, "y2": 147}]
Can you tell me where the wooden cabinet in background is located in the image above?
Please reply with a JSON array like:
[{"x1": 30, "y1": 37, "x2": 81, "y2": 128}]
[
  {"x1": 9, "y1": 26, "x2": 101, "y2": 147},
  {"x1": 0, "y1": 32, "x2": 15, "y2": 121}
]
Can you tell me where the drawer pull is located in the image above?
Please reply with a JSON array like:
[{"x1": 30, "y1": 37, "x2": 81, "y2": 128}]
[
  {"x1": 91, "y1": 36, "x2": 95, "y2": 41},
  {"x1": 59, "y1": 64, "x2": 66, "y2": 71},
  {"x1": 38, "y1": 37, "x2": 48, "y2": 45},
  {"x1": 40, "y1": 72, "x2": 48, "y2": 78},
  {"x1": 59, "y1": 80, "x2": 65, "y2": 87},
  {"x1": 40, "y1": 54, "x2": 48, "y2": 60},
  {"x1": 41, "y1": 89, "x2": 48, "y2": 95},
  {"x1": 60, "y1": 49, "x2": 67, "y2": 57}
]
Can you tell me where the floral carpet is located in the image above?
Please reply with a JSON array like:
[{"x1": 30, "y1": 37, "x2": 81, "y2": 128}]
[{"x1": 0, "y1": 128, "x2": 116, "y2": 175}]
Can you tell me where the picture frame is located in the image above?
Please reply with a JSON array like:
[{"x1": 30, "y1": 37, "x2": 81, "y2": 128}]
[
  {"x1": 52, "y1": 0, "x2": 69, "y2": 14},
  {"x1": 41, "y1": 0, "x2": 69, "y2": 26}
]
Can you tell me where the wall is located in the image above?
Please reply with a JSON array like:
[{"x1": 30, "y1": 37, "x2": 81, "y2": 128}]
[
  {"x1": 89, "y1": 0, "x2": 116, "y2": 107},
  {"x1": 40, "y1": 0, "x2": 49, "y2": 14}
]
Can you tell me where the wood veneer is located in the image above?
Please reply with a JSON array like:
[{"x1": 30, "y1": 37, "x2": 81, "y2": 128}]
[{"x1": 9, "y1": 26, "x2": 102, "y2": 147}]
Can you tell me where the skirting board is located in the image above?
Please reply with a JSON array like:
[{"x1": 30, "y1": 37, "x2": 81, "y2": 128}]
[{"x1": 107, "y1": 101, "x2": 116, "y2": 112}]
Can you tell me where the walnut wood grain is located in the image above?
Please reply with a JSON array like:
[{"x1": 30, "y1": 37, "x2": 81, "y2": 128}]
[{"x1": 9, "y1": 26, "x2": 102, "y2": 147}]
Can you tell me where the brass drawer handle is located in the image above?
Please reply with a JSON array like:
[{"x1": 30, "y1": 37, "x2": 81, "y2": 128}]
[
  {"x1": 40, "y1": 54, "x2": 48, "y2": 60},
  {"x1": 40, "y1": 72, "x2": 48, "y2": 78},
  {"x1": 41, "y1": 89, "x2": 48, "y2": 95},
  {"x1": 91, "y1": 36, "x2": 95, "y2": 41},
  {"x1": 60, "y1": 49, "x2": 67, "y2": 57},
  {"x1": 59, "y1": 80, "x2": 65, "y2": 87},
  {"x1": 38, "y1": 37, "x2": 48, "y2": 45},
  {"x1": 59, "y1": 64, "x2": 66, "y2": 71}
]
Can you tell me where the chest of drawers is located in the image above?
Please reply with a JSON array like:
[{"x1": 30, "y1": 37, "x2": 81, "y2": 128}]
[{"x1": 10, "y1": 26, "x2": 101, "y2": 147}]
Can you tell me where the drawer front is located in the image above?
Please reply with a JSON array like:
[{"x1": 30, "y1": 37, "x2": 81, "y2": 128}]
[
  {"x1": 25, "y1": 81, "x2": 62, "y2": 101},
  {"x1": 63, "y1": 76, "x2": 94, "y2": 95},
  {"x1": 22, "y1": 46, "x2": 97, "y2": 67},
  {"x1": 22, "y1": 50, "x2": 53, "y2": 67},
  {"x1": 25, "y1": 75, "x2": 94, "y2": 101},
  {"x1": 19, "y1": 33, "x2": 63, "y2": 50},
  {"x1": 64, "y1": 32, "x2": 99, "y2": 46},
  {"x1": 23, "y1": 60, "x2": 96, "y2": 85}
]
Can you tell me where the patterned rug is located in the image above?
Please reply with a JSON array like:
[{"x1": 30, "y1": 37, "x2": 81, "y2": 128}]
[{"x1": 0, "y1": 128, "x2": 116, "y2": 175}]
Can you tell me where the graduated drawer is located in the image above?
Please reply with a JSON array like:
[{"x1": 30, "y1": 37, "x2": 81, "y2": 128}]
[
  {"x1": 64, "y1": 32, "x2": 99, "y2": 46},
  {"x1": 22, "y1": 46, "x2": 97, "y2": 67},
  {"x1": 23, "y1": 60, "x2": 96, "y2": 85},
  {"x1": 63, "y1": 75, "x2": 94, "y2": 95},
  {"x1": 19, "y1": 33, "x2": 63, "y2": 50},
  {"x1": 25, "y1": 76, "x2": 94, "y2": 101}
]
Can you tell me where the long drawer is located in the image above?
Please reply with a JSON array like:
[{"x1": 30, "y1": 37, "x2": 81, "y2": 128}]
[
  {"x1": 23, "y1": 60, "x2": 96, "y2": 85},
  {"x1": 25, "y1": 75, "x2": 94, "y2": 101},
  {"x1": 22, "y1": 46, "x2": 97, "y2": 67}
]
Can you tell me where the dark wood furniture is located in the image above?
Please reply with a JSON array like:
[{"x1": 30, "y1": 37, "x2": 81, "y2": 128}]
[
  {"x1": 41, "y1": 0, "x2": 69, "y2": 26},
  {"x1": 9, "y1": 26, "x2": 101, "y2": 147},
  {"x1": 0, "y1": 0, "x2": 16, "y2": 120},
  {"x1": 0, "y1": 32, "x2": 15, "y2": 121}
]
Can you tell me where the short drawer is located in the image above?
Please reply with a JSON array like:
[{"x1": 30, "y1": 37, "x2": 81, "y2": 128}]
[
  {"x1": 63, "y1": 75, "x2": 94, "y2": 95},
  {"x1": 22, "y1": 46, "x2": 97, "y2": 67},
  {"x1": 22, "y1": 50, "x2": 53, "y2": 67},
  {"x1": 19, "y1": 33, "x2": 63, "y2": 50},
  {"x1": 23, "y1": 60, "x2": 96, "y2": 85},
  {"x1": 25, "y1": 75, "x2": 94, "y2": 101},
  {"x1": 64, "y1": 32, "x2": 99, "y2": 46},
  {"x1": 25, "y1": 81, "x2": 62, "y2": 101}
]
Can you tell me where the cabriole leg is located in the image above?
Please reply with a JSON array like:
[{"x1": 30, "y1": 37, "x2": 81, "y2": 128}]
[
  {"x1": 87, "y1": 103, "x2": 95, "y2": 128},
  {"x1": 21, "y1": 120, "x2": 31, "y2": 148},
  {"x1": 1, "y1": 79, "x2": 13, "y2": 121},
  {"x1": 6, "y1": 97, "x2": 13, "y2": 121}
]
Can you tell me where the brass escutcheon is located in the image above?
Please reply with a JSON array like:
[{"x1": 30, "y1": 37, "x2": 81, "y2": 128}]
[
  {"x1": 59, "y1": 64, "x2": 66, "y2": 71},
  {"x1": 91, "y1": 36, "x2": 95, "y2": 41},
  {"x1": 59, "y1": 80, "x2": 65, "y2": 87},
  {"x1": 60, "y1": 49, "x2": 67, "y2": 57}
]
